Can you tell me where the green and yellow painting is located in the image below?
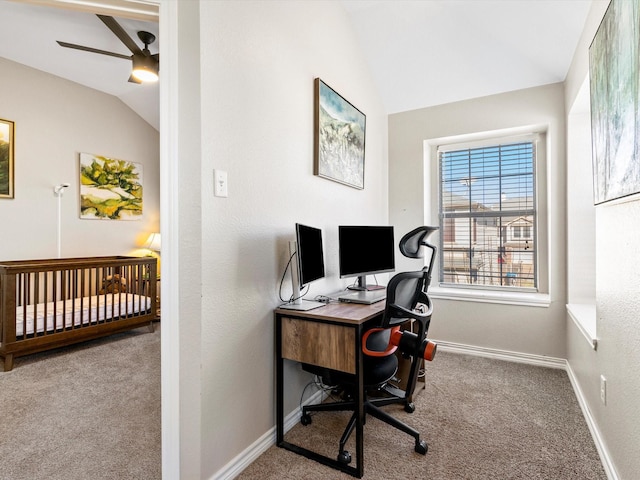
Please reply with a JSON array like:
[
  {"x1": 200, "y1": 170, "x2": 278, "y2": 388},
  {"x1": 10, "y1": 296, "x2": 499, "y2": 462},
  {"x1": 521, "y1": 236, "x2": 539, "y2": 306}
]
[
  {"x1": 80, "y1": 153, "x2": 143, "y2": 220},
  {"x1": 0, "y1": 119, "x2": 14, "y2": 199}
]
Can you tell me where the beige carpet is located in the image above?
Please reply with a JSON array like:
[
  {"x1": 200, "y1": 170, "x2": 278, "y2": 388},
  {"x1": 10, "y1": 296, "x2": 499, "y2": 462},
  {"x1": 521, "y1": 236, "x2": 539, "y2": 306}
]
[
  {"x1": 0, "y1": 330, "x2": 607, "y2": 480},
  {"x1": 239, "y1": 352, "x2": 607, "y2": 480},
  {"x1": 0, "y1": 325, "x2": 161, "y2": 480}
]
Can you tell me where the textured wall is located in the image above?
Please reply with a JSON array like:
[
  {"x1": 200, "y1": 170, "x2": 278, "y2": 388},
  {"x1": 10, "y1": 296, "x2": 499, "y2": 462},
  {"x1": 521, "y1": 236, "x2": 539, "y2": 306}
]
[
  {"x1": 565, "y1": 1, "x2": 640, "y2": 477},
  {"x1": 196, "y1": 1, "x2": 389, "y2": 477},
  {"x1": 594, "y1": 200, "x2": 640, "y2": 478}
]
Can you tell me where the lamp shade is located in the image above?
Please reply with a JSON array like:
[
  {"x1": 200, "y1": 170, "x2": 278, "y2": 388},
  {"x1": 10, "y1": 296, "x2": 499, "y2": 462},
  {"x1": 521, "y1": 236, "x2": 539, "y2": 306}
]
[
  {"x1": 132, "y1": 54, "x2": 159, "y2": 83},
  {"x1": 145, "y1": 232, "x2": 161, "y2": 251}
]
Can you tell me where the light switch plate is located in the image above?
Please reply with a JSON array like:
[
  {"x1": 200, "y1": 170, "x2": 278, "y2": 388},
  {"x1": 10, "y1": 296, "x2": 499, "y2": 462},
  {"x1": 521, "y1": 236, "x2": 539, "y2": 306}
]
[{"x1": 214, "y1": 170, "x2": 228, "y2": 197}]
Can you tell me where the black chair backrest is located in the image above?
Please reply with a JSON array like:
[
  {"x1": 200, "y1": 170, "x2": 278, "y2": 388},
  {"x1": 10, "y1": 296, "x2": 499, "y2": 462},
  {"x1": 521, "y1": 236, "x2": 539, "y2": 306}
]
[
  {"x1": 382, "y1": 270, "x2": 432, "y2": 328},
  {"x1": 398, "y1": 226, "x2": 438, "y2": 289},
  {"x1": 379, "y1": 226, "x2": 439, "y2": 332}
]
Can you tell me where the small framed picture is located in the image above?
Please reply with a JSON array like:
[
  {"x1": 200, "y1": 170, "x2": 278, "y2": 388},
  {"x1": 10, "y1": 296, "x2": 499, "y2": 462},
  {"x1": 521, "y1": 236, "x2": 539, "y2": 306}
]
[
  {"x1": 0, "y1": 118, "x2": 15, "y2": 199},
  {"x1": 314, "y1": 78, "x2": 366, "y2": 189}
]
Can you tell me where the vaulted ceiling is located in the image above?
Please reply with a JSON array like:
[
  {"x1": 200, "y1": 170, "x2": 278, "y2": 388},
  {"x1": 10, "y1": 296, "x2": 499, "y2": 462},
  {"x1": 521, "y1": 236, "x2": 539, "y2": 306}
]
[
  {"x1": 341, "y1": 0, "x2": 594, "y2": 113},
  {"x1": 0, "y1": 0, "x2": 159, "y2": 130},
  {"x1": 0, "y1": 0, "x2": 595, "y2": 131}
]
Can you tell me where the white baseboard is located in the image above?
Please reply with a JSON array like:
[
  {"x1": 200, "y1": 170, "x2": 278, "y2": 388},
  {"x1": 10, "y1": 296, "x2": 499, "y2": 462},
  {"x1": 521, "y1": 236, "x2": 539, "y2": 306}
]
[
  {"x1": 565, "y1": 363, "x2": 619, "y2": 480},
  {"x1": 211, "y1": 427, "x2": 275, "y2": 480},
  {"x1": 211, "y1": 388, "x2": 325, "y2": 480},
  {"x1": 433, "y1": 339, "x2": 567, "y2": 369},
  {"x1": 213, "y1": 343, "x2": 616, "y2": 480}
]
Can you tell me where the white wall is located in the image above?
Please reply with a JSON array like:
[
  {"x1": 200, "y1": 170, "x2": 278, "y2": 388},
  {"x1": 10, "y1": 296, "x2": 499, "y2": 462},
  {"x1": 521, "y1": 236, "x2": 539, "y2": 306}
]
[
  {"x1": 193, "y1": 1, "x2": 388, "y2": 477},
  {"x1": 565, "y1": 1, "x2": 640, "y2": 478},
  {"x1": 567, "y1": 77, "x2": 596, "y2": 305},
  {"x1": 389, "y1": 83, "x2": 567, "y2": 358},
  {"x1": 0, "y1": 57, "x2": 160, "y2": 260},
  {"x1": 159, "y1": 1, "x2": 203, "y2": 478}
]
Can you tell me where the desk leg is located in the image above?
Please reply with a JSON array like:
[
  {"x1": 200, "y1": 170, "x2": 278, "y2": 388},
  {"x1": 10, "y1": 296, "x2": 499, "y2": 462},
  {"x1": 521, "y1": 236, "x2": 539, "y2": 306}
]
[
  {"x1": 355, "y1": 324, "x2": 364, "y2": 476},
  {"x1": 276, "y1": 314, "x2": 284, "y2": 445},
  {"x1": 275, "y1": 313, "x2": 365, "y2": 478}
]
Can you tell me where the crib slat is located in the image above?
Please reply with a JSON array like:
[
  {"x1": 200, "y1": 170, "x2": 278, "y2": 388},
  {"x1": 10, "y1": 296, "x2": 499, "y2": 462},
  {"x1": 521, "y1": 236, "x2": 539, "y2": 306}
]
[
  {"x1": 92, "y1": 267, "x2": 98, "y2": 324},
  {"x1": 43, "y1": 271, "x2": 49, "y2": 335},
  {"x1": 71, "y1": 269, "x2": 76, "y2": 329},
  {"x1": 33, "y1": 272, "x2": 40, "y2": 337},
  {"x1": 52, "y1": 271, "x2": 58, "y2": 334},
  {"x1": 80, "y1": 268, "x2": 84, "y2": 327}
]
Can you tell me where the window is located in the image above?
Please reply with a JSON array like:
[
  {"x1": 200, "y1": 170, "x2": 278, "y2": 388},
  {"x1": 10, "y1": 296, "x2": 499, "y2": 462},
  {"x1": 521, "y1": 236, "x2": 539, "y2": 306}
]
[{"x1": 438, "y1": 138, "x2": 537, "y2": 290}]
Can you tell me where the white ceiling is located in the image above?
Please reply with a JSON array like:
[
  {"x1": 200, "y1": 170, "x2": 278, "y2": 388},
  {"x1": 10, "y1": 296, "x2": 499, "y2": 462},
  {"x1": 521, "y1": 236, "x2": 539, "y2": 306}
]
[
  {"x1": 0, "y1": 0, "x2": 595, "y2": 129},
  {"x1": 342, "y1": 0, "x2": 595, "y2": 113},
  {"x1": 0, "y1": 0, "x2": 159, "y2": 130}
]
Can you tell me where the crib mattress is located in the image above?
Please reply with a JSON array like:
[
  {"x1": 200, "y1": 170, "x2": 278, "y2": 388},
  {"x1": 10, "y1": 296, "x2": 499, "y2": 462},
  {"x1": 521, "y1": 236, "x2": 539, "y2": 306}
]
[{"x1": 15, "y1": 293, "x2": 152, "y2": 337}]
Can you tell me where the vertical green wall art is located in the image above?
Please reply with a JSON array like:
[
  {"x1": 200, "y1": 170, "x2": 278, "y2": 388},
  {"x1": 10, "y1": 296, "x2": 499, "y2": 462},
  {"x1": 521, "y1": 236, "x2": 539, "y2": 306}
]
[
  {"x1": 0, "y1": 119, "x2": 14, "y2": 199},
  {"x1": 79, "y1": 153, "x2": 143, "y2": 220},
  {"x1": 589, "y1": 0, "x2": 640, "y2": 204}
]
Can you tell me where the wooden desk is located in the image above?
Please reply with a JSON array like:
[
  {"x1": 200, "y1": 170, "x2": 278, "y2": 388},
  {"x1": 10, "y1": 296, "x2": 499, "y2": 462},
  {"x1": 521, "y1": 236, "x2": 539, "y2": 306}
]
[{"x1": 275, "y1": 301, "x2": 385, "y2": 478}]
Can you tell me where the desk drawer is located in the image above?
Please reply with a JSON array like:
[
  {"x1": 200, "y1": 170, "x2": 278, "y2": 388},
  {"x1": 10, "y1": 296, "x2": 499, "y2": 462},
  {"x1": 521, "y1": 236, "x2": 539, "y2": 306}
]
[{"x1": 281, "y1": 317, "x2": 356, "y2": 374}]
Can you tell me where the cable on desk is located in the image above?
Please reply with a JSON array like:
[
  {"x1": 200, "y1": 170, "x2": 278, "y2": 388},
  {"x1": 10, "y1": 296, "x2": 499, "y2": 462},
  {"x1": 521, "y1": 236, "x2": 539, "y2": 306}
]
[{"x1": 278, "y1": 251, "x2": 309, "y2": 304}]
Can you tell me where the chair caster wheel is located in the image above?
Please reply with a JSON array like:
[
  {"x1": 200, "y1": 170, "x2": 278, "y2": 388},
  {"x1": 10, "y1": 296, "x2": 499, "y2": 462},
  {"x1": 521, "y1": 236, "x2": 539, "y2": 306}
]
[
  {"x1": 300, "y1": 413, "x2": 312, "y2": 426},
  {"x1": 337, "y1": 450, "x2": 352, "y2": 464},
  {"x1": 404, "y1": 402, "x2": 416, "y2": 413},
  {"x1": 415, "y1": 439, "x2": 428, "y2": 455}
]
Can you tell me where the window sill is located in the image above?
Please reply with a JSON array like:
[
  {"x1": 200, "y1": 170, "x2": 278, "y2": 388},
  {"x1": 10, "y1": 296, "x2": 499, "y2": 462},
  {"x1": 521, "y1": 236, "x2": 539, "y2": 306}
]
[
  {"x1": 429, "y1": 286, "x2": 550, "y2": 307},
  {"x1": 566, "y1": 303, "x2": 597, "y2": 350}
]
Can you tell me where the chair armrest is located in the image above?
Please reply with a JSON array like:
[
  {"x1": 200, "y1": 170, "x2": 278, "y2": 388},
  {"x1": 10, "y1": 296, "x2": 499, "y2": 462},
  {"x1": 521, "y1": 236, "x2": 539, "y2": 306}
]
[
  {"x1": 362, "y1": 326, "x2": 401, "y2": 357},
  {"x1": 388, "y1": 296, "x2": 433, "y2": 322}
]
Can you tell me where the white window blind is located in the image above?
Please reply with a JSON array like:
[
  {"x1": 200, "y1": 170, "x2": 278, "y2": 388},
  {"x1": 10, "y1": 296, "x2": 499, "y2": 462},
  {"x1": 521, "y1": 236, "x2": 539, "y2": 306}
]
[{"x1": 438, "y1": 140, "x2": 537, "y2": 289}]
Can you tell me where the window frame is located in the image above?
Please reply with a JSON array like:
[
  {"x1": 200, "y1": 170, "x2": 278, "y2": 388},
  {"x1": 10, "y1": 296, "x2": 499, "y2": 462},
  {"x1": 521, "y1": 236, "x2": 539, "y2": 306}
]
[{"x1": 424, "y1": 127, "x2": 549, "y2": 305}]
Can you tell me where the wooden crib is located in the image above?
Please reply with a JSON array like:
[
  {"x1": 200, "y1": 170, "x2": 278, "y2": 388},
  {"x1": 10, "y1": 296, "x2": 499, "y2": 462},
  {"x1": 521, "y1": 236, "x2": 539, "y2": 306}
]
[{"x1": 0, "y1": 256, "x2": 157, "y2": 371}]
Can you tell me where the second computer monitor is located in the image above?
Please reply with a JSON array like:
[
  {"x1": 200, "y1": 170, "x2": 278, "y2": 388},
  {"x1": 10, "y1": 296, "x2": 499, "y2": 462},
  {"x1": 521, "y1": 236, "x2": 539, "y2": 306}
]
[
  {"x1": 338, "y1": 225, "x2": 395, "y2": 290},
  {"x1": 296, "y1": 223, "x2": 325, "y2": 288}
]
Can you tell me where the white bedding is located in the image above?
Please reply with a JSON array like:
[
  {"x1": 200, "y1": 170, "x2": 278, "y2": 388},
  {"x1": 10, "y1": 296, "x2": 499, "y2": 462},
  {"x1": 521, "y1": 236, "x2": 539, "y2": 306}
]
[{"x1": 15, "y1": 293, "x2": 152, "y2": 337}]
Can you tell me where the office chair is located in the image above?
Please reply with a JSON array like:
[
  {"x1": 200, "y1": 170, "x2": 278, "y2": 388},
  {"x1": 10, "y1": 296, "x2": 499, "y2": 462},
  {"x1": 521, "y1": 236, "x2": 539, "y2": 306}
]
[{"x1": 301, "y1": 226, "x2": 439, "y2": 464}]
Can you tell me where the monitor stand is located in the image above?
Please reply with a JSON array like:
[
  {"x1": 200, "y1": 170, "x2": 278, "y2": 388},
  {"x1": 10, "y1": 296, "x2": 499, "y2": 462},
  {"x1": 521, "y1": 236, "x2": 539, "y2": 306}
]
[
  {"x1": 280, "y1": 299, "x2": 325, "y2": 311},
  {"x1": 347, "y1": 275, "x2": 386, "y2": 291}
]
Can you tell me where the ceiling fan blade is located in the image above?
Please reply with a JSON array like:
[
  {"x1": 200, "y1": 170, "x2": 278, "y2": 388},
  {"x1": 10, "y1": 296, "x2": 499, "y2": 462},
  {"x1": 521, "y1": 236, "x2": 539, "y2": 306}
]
[
  {"x1": 97, "y1": 14, "x2": 143, "y2": 56},
  {"x1": 56, "y1": 41, "x2": 131, "y2": 60}
]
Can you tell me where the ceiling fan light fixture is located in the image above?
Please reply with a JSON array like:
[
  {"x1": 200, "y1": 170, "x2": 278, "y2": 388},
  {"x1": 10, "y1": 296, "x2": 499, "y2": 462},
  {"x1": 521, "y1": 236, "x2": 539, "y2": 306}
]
[{"x1": 132, "y1": 54, "x2": 158, "y2": 83}]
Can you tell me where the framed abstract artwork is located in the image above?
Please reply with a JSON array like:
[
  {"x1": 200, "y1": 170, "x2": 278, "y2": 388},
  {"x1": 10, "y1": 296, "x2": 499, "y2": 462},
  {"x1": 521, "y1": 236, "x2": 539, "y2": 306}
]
[
  {"x1": 314, "y1": 78, "x2": 366, "y2": 189},
  {"x1": 589, "y1": 0, "x2": 640, "y2": 204},
  {"x1": 79, "y1": 152, "x2": 143, "y2": 220},
  {"x1": 0, "y1": 118, "x2": 15, "y2": 199}
]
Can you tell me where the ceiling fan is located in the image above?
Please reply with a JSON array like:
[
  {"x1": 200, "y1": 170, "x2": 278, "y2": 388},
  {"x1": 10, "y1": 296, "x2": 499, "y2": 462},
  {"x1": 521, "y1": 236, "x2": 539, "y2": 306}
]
[{"x1": 57, "y1": 14, "x2": 159, "y2": 84}]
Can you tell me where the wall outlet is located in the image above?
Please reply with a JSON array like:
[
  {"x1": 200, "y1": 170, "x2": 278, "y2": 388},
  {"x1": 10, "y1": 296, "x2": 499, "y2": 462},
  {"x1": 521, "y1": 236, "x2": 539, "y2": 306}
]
[{"x1": 600, "y1": 375, "x2": 607, "y2": 405}]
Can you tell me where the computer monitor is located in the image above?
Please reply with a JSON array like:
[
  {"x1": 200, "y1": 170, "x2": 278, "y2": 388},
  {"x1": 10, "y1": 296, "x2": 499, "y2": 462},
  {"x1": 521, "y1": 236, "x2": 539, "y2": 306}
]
[
  {"x1": 296, "y1": 223, "x2": 325, "y2": 288},
  {"x1": 280, "y1": 223, "x2": 326, "y2": 311},
  {"x1": 339, "y1": 225, "x2": 395, "y2": 290}
]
